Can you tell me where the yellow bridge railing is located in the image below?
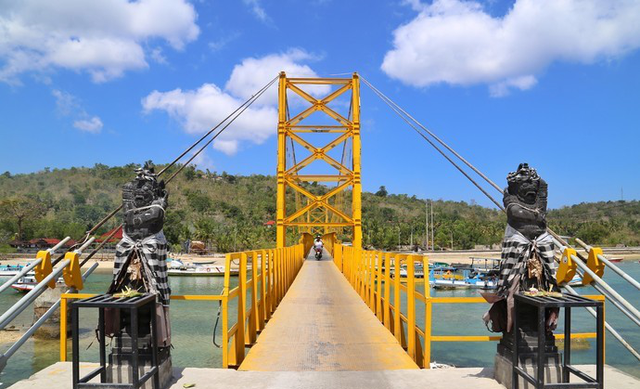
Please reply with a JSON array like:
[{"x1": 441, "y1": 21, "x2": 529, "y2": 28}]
[
  {"x1": 333, "y1": 243, "x2": 605, "y2": 369},
  {"x1": 59, "y1": 244, "x2": 305, "y2": 369}
]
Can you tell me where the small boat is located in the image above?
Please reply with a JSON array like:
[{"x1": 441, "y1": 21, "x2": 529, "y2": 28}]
[
  {"x1": 11, "y1": 275, "x2": 64, "y2": 293},
  {"x1": 168, "y1": 266, "x2": 232, "y2": 277},
  {"x1": 167, "y1": 259, "x2": 237, "y2": 277},
  {"x1": 0, "y1": 264, "x2": 30, "y2": 277},
  {"x1": 429, "y1": 267, "x2": 498, "y2": 290},
  {"x1": 608, "y1": 257, "x2": 623, "y2": 263}
]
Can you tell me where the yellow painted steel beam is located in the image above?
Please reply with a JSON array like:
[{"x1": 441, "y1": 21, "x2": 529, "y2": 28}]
[
  {"x1": 286, "y1": 83, "x2": 318, "y2": 105},
  {"x1": 276, "y1": 72, "x2": 287, "y2": 248},
  {"x1": 288, "y1": 175, "x2": 352, "y2": 182},
  {"x1": 287, "y1": 222, "x2": 354, "y2": 227},
  {"x1": 287, "y1": 77, "x2": 351, "y2": 84},
  {"x1": 351, "y1": 73, "x2": 362, "y2": 250}
]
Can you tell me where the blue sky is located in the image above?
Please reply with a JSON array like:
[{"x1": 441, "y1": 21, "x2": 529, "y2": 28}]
[{"x1": 1, "y1": 0, "x2": 639, "y2": 208}]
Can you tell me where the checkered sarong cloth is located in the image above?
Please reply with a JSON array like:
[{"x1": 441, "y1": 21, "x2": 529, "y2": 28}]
[
  {"x1": 113, "y1": 231, "x2": 171, "y2": 305},
  {"x1": 496, "y1": 226, "x2": 557, "y2": 297}
]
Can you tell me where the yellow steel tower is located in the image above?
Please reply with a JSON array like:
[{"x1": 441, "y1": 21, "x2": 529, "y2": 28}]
[{"x1": 276, "y1": 72, "x2": 362, "y2": 250}]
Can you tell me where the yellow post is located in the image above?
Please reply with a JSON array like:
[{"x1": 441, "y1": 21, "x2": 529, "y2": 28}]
[
  {"x1": 424, "y1": 255, "x2": 432, "y2": 369},
  {"x1": 369, "y1": 251, "x2": 375, "y2": 310},
  {"x1": 259, "y1": 249, "x2": 267, "y2": 327},
  {"x1": 276, "y1": 72, "x2": 287, "y2": 248},
  {"x1": 249, "y1": 252, "x2": 258, "y2": 343},
  {"x1": 376, "y1": 251, "x2": 383, "y2": 321},
  {"x1": 393, "y1": 255, "x2": 402, "y2": 343},
  {"x1": 270, "y1": 249, "x2": 276, "y2": 312},
  {"x1": 222, "y1": 295, "x2": 229, "y2": 368},
  {"x1": 222, "y1": 253, "x2": 232, "y2": 368},
  {"x1": 406, "y1": 256, "x2": 416, "y2": 361},
  {"x1": 59, "y1": 296, "x2": 67, "y2": 361},
  {"x1": 383, "y1": 252, "x2": 391, "y2": 330},
  {"x1": 237, "y1": 252, "x2": 247, "y2": 361}
]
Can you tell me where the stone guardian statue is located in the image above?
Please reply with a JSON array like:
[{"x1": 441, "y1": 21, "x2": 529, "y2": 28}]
[
  {"x1": 106, "y1": 161, "x2": 172, "y2": 387},
  {"x1": 483, "y1": 163, "x2": 559, "y2": 333}
]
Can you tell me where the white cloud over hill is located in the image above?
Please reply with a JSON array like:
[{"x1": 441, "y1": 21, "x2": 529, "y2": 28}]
[{"x1": 382, "y1": 0, "x2": 640, "y2": 96}]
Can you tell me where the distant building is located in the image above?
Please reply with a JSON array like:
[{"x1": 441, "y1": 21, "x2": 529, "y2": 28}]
[{"x1": 9, "y1": 238, "x2": 75, "y2": 252}]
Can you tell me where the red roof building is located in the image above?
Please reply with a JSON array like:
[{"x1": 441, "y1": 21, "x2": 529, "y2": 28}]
[{"x1": 97, "y1": 225, "x2": 123, "y2": 243}]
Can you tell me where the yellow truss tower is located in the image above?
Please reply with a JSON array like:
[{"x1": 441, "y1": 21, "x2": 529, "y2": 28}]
[{"x1": 276, "y1": 72, "x2": 362, "y2": 250}]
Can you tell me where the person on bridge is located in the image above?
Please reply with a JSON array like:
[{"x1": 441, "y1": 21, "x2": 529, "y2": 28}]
[{"x1": 313, "y1": 235, "x2": 324, "y2": 260}]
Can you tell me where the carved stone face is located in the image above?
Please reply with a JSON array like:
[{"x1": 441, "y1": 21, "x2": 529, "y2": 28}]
[
  {"x1": 123, "y1": 163, "x2": 163, "y2": 210},
  {"x1": 507, "y1": 163, "x2": 540, "y2": 205},
  {"x1": 134, "y1": 181, "x2": 155, "y2": 207}
]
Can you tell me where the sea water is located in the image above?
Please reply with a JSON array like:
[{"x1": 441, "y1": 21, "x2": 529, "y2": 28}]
[{"x1": 0, "y1": 261, "x2": 638, "y2": 387}]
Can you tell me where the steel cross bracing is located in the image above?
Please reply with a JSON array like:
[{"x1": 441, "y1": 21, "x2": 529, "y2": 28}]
[{"x1": 276, "y1": 72, "x2": 362, "y2": 249}]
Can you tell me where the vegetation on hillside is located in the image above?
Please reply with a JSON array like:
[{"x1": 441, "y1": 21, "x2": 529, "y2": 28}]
[{"x1": 0, "y1": 164, "x2": 638, "y2": 253}]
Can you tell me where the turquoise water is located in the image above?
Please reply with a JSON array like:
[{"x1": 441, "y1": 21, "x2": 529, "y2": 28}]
[{"x1": 0, "y1": 262, "x2": 638, "y2": 387}]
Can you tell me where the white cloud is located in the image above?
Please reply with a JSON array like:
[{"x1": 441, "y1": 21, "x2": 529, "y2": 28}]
[
  {"x1": 73, "y1": 117, "x2": 103, "y2": 133},
  {"x1": 0, "y1": 0, "x2": 199, "y2": 84},
  {"x1": 142, "y1": 49, "x2": 327, "y2": 155},
  {"x1": 226, "y1": 49, "x2": 328, "y2": 105},
  {"x1": 243, "y1": 0, "x2": 271, "y2": 23},
  {"x1": 142, "y1": 84, "x2": 277, "y2": 155},
  {"x1": 382, "y1": 0, "x2": 640, "y2": 96},
  {"x1": 52, "y1": 89, "x2": 103, "y2": 133}
]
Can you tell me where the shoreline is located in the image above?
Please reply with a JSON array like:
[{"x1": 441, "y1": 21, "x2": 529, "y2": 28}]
[{"x1": 1, "y1": 249, "x2": 638, "y2": 269}]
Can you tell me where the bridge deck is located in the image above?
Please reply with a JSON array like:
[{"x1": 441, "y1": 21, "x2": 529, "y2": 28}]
[{"x1": 239, "y1": 257, "x2": 419, "y2": 371}]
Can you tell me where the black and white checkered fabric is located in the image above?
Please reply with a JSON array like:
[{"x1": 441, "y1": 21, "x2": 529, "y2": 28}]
[
  {"x1": 496, "y1": 227, "x2": 557, "y2": 297},
  {"x1": 113, "y1": 231, "x2": 171, "y2": 305}
]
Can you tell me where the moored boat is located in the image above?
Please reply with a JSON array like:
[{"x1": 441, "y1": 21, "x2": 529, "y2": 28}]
[
  {"x1": 10, "y1": 275, "x2": 64, "y2": 293},
  {"x1": 167, "y1": 259, "x2": 237, "y2": 276},
  {"x1": 0, "y1": 264, "x2": 30, "y2": 277}
]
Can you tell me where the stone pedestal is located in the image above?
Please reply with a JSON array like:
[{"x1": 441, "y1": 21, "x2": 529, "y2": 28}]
[
  {"x1": 494, "y1": 324, "x2": 562, "y2": 388},
  {"x1": 107, "y1": 334, "x2": 172, "y2": 389}
]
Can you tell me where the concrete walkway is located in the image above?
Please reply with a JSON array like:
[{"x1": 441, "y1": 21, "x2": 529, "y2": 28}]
[
  {"x1": 9, "y1": 362, "x2": 640, "y2": 389},
  {"x1": 238, "y1": 257, "x2": 418, "y2": 371}
]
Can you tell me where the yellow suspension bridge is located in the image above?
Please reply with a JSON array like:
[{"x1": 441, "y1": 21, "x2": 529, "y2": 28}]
[{"x1": 3, "y1": 73, "x2": 640, "y2": 389}]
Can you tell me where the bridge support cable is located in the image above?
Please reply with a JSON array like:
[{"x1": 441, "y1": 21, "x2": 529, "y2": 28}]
[
  {"x1": 62, "y1": 75, "x2": 278, "y2": 264},
  {"x1": 0, "y1": 77, "x2": 279, "y2": 365},
  {"x1": 361, "y1": 76, "x2": 640, "y2": 354},
  {"x1": 574, "y1": 238, "x2": 640, "y2": 291},
  {"x1": 552, "y1": 238, "x2": 640, "y2": 324},
  {"x1": 0, "y1": 238, "x2": 94, "y2": 331},
  {"x1": 0, "y1": 262, "x2": 99, "y2": 372},
  {"x1": 563, "y1": 284, "x2": 640, "y2": 362},
  {"x1": 0, "y1": 238, "x2": 71, "y2": 294},
  {"x1": 73, "y1": 75, "x2": 279, "y2": 264},
  {"x1": 81, "y1": 75, "x2": 279, "y2": 242},
  {"x1": 361, "y1": 77, "x2": 504, "y2": 211}
]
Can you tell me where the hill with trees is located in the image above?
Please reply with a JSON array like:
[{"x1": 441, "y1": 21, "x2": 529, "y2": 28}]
[{"x1": 0, "y1": 164, "x2": 638, "y2": 253}]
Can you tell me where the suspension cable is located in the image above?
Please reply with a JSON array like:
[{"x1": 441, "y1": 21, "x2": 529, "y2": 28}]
[
  {"x1": 361, "y1": 76, "x2": 503, "y2": 194},
  {"x1": 360, "y1": 77, "x2": 592, "y2": 251},
  {"x1": 82, "y1": 75, "x2": 279, "y2": 241},
  {"x1": 69, "y1": 75, "x2": 278, "y2": 265},
  {"x1": 361, "y1": 77, "x2": 504, "y2": 210}
]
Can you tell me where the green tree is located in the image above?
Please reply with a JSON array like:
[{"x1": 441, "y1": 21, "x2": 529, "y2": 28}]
[
  {"x1": 0, "y1": 197, "x2": 47, "y2": 240},
  {"x1": 375, "y1": 186, "x2": 388, "y2": 197}
]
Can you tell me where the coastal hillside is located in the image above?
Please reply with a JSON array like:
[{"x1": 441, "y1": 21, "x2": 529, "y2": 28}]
[{"x1": 0, "y1": 164, "x2": 638, "y2": 252}]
